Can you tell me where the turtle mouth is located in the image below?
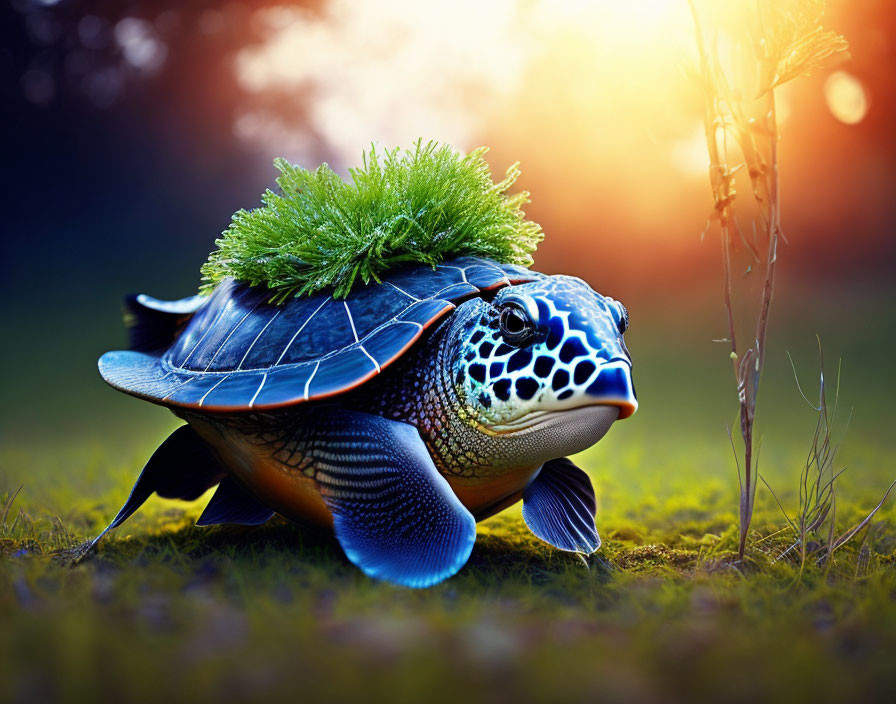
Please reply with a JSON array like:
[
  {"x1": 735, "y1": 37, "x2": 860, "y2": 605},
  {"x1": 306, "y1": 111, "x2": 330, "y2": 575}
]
[
  {"x1": 485, "y1": 404, "x2": 620, "y2": 461},
  {"x1": 488, "y1": 403, "x2": 621, "y2": 435},
  {"x1": 485, "y1": 359, "x2": 638, "y2": 434}
]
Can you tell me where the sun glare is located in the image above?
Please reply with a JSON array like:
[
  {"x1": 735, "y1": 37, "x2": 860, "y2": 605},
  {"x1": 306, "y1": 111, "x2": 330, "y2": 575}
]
[
  {"x1": 227, "y1": 0, "x2": 858, "y2": 248},
  {"x1": 232, "y1": 0, "x2": 699, "y2": 170},
  {"x1": 824, "y1": 70, "x2": 869, "y2": 124},
  {"x1": 234, "y1": 0, "x2": 527, "y2": 168},
  {"x1": 532, "y1": 0, "x2": 689, "y2": 44}
]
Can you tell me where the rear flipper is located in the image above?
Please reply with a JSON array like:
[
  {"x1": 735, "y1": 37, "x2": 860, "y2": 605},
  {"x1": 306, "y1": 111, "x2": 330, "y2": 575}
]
[
  {"x1": 124, "y1": 292, "x2": 205, "y2": 352},
  {"x1": 522, "y1": 457, "x2": 600, "y2": 555},
  {"x1": 82, "y1": 425, "x2": 227, "y2": 553},
  {"x1": 196, "y1": 477, "x2": 275, "y2": 526}
]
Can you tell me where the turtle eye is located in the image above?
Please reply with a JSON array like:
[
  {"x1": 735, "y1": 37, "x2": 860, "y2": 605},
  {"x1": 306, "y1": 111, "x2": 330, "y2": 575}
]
[
  {"x1": 613, "y1": 301, "x2": 629, "y2": 334},
  {"x1": 499, "y1": 302, "x2": 539, "y2": 346}
]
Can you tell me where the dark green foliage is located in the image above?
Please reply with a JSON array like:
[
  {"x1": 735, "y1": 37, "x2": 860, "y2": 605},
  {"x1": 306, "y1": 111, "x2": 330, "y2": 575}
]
[{"x1": 200, "y1": 141, "x2": 543, "y2": 301}]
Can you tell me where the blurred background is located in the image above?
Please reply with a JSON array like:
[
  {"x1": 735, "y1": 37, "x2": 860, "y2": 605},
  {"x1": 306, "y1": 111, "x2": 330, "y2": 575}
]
[
  {"x1": 2, "y1": 3, "x2": 896, "y2": 701},
  {"x1": 0, "y1": 0, "x2": 893, "y2": 500}
]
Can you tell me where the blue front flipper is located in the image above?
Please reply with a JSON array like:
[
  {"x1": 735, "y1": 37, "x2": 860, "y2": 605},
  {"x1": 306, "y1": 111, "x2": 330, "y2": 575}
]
[
  {"x1": 522, "y1": 457, "x2": 600, "y2": 554},
  {"x1": 308, "y1": 410, "x2": 476, "y2": 588}
]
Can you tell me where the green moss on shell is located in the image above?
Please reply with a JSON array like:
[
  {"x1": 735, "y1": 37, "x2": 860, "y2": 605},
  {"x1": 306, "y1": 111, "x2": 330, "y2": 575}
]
[{"x1": 200, "y1": 140, "x2": 543, "y2": 301}]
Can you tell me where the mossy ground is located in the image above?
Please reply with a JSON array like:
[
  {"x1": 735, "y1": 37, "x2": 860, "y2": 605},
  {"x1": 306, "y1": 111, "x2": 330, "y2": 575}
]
[
  {"x1": 4, "y1": 433, "x2": 895, "y2": 703},
  {"x1": 2, "y1": 288, "x2": 894, "y2": 703}
]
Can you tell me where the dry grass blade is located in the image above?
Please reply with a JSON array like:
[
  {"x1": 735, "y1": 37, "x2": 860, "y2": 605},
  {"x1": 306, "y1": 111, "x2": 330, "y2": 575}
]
[
  {"x1": 766, "y1": 343, "x2": 895, "y2": 578},
  {"x1": 771, "y1": 28, "x2": 850, "y2": 89},
  {"x1": 1, "y1": 485, "x2": 23, "y2": 533},
  {"x1": 831, "y1": 479, "x2": 896, "y2": 552}
]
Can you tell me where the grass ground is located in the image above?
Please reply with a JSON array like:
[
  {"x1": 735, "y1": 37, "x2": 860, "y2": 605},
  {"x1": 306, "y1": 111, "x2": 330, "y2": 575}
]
[{"x1": 2, "y1": 284, "x2": 895, "y2": 703}]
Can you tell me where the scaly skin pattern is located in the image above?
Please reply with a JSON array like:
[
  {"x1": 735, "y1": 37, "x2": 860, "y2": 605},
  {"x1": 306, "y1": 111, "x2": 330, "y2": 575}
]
[{"x1": 180, "y1": 276, "x2": 636, "y2": 527}]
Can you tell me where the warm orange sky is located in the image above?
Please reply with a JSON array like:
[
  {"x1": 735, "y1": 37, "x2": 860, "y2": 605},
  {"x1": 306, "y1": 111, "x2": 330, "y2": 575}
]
[
  {"x1": 5, "y1": 0, "x2": 892, "y2": 307},
  {"x1": 207, "y1": 0, "x2": 892, "y2": 298}
]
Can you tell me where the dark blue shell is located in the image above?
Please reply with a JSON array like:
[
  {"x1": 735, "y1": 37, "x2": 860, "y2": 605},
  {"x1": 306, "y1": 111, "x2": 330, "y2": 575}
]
[{"x1": 99, "y1": 257, "x2": 539, "y2": 412}]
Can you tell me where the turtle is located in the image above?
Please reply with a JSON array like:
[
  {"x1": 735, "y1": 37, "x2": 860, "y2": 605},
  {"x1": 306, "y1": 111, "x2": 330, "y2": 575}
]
[{"x1": 92, "y1": 256, "x2": 637, "y2": 587}]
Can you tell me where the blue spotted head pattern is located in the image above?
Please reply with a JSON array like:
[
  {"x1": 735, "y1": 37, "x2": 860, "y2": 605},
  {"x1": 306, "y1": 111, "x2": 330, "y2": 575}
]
[{"x1": 449, "y1": 276, "x2": 637, "y2": 436}]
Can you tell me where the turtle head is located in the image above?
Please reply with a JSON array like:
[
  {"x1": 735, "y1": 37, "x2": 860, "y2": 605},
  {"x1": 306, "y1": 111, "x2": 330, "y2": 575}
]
[{"x1": 448, "y1": 276, "x2": 636, "y2": 458}]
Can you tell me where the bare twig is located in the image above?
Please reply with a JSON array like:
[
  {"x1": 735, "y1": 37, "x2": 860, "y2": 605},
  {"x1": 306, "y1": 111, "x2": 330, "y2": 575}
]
[{"x1": 688, "y1": 0, "x2": 848, "y2": 560}]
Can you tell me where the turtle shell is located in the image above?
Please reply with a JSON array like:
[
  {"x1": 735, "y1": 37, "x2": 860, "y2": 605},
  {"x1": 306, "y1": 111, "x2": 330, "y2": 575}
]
[{"x1": 99, "y1": 257, "x2": 541, "y2": 412}]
